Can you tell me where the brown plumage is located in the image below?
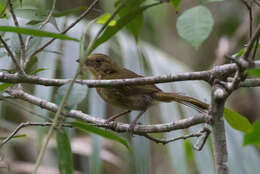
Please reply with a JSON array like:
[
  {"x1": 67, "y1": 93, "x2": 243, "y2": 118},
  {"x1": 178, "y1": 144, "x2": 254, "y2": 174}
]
[{"x1": 78, "y1": 54, "x2": 209, "y2": 125}]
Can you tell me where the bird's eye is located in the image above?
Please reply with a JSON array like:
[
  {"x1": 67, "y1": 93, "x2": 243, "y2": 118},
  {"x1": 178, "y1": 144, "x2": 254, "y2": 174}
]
[{"x1": 95, "y1": 58, "x2": 104, "y2": 63}]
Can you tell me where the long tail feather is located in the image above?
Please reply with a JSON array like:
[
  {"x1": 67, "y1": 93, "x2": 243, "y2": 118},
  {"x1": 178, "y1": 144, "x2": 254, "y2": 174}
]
[{"x1": 153, "y1": 92, "x2": 209, "y2": 112}]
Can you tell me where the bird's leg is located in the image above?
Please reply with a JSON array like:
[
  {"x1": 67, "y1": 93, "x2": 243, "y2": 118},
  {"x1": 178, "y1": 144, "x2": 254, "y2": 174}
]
[
  {"x1": 105, "y1": 110, "x2": 131, "y2": 123},
  {"x1": 129, "y1": 110, "x2": 146, "y2": 131}
]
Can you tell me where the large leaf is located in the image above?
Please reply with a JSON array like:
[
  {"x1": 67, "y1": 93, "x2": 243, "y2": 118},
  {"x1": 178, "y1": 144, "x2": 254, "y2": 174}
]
[
  {"x1": 56, "y1": 129, "x2": 74, "y2": 174},
  {"x1": 117, "y1": 0, "x2": 144, "y2": 41},
  {"x1": 0, "y1": 26, "x2": 79, "y2": 41},
  {"x1": 71, "y1": 121, "x2": 130, "y2": 150},
  {"x1": 176, "y1": 5, "x2": 214, "y2": 49},
  {"x1": 244, "y1": 121, "x2": 260, "y2": 146},
  {"x1": 224, "y1": 108, "x2": 252, "y2": 133},
  {"x1": 90, "y1": 2, "x2": 160, "y2": 52}
]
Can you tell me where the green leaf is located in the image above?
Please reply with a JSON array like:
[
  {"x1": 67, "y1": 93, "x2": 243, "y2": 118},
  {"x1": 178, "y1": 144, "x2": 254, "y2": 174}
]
[
  {"x1": 72, "y1": 121, "x2": 130, "y2": 150},
  {"x1": 244, "y1": 121, "x2": 260, "y2": 146},
  {"x1": 0, "y1": 83, "x2": 14, "y2": 91},
  {"x1": 90, "y1": 2, "x2": 160, "y2": 52},
  {"x1": 176, "y1": 5, "x2": 214, "y2": 49},
  {"x1": 31, "y1": 68, "x2": 48, "y2": 75},
  {"x1": 26, "y1": 20, "x2": 42, "y2": 26},
  {"x1": 0, "y1": 26, "x2": 79, "y2": 42},
  {"x1": 184, "y1": 140, "x2": 195, "y2": 169},
  {"x1": 54, "y1": 83, "x2": 87, "y2": 108},
  {"x1": 247, "y1": 69, "x2": 260, "y2": 77},
  {"x1": 56, "y1": 129, "x2": 74, "y2": 174},
  {"x1": 0, "y1": 2, "x2": 7, "y2": 18},
  {"x1": 14, "y1": 9, "x2": 49, "y2": 21},
  {"x1": 0, "y1": 134, "x2": 26, "y2": 140},
  {"x1": 232, "y1": 48, "x2": 245, "y2": 58},
  {"x1": 224, "y1": 108, "x2": 252, "y2": 133},
  {"x1": 25, "y1": 56, "x2": 38, "y2": 74},
  {"x1": 97, "y1": 13, "x2": 117, "y2": 26},
  {"x1": 14, "y1": 9, "x2": 59, "y2": 31},
  {"x1": 170, "y1": 0, "x2": 181, "y2": 11},
  {"x1": 118, "y1": 0, "x2": 144, "y2": 41},
  {"x1": 126, "y1": 13, "x2": 143, "y2": 41}
]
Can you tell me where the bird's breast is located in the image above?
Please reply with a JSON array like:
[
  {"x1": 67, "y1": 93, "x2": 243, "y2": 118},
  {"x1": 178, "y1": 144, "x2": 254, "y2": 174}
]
[{"x1": 96, "y1": 87, "x2": 154, "y2": 111}]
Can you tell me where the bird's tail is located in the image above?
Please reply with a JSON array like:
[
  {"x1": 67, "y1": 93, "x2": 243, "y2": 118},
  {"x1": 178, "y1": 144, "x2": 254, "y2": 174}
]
[{"x1": 153, "y1": 92, "x2": 209, "y2": 112}]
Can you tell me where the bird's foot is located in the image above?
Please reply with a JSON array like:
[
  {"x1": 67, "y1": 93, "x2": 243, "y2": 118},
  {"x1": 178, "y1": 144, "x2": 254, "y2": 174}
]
[{"x1": 104, "y1": 117, "x2": 115, "y2": 124}]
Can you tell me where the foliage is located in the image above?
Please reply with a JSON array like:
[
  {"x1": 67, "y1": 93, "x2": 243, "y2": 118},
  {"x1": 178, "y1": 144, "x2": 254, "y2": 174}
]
[{"x1": 0, "y1": 0, "x2": 260, "y2": 174}]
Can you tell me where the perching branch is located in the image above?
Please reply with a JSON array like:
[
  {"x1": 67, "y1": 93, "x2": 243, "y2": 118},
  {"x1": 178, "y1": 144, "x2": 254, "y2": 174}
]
[{"x1": 1, "y1": 60, "x2": 260, "y2": 87}]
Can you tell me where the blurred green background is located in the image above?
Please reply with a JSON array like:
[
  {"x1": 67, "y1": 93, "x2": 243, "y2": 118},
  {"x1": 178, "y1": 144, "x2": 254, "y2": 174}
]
[{"x1": 0, "y1": 0, "x2": 260, "y2": 174}]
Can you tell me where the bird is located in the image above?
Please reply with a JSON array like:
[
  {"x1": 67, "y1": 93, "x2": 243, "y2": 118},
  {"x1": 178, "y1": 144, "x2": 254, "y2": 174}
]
[{"x1": 77, "y1": 53, "x2": 209, "y2": 128}]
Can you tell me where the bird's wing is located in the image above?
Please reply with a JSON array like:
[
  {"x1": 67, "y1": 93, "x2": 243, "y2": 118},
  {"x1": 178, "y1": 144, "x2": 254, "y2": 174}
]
[{"x1": 112, "y1": 67, "x2": 161, "y2": 95}]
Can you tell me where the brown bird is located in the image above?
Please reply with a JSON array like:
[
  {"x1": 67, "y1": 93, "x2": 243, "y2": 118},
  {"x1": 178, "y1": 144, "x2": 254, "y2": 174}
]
[{"x1": 77, "y1": 54, "x2": 209, "y2": 128}]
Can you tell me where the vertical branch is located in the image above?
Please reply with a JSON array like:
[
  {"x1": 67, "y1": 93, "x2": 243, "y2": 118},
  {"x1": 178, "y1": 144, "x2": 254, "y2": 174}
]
[
  {"x1": 8, "y1": 0, "x2": 26, "y2": 68},
  {"x1": 210, "y1": 84, "x2": 228, "y2": 174}
]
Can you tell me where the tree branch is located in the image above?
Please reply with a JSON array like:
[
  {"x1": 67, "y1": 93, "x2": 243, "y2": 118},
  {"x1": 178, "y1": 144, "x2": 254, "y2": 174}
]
[
  {"x1": 141, "y1": 127, "x2": 210, "y2": 148},
  {"x1": 1, "y1": 60, "x2": 260, "y2": 87},
  {"x1": 5, "y1": 89, "x2": 210, "y2": 134},
  {"x1": 210, "y1": 84, "x2": 228, "y2": 174},
  {"x1": 0, "y1": 122, "x2": 72, "y2": 148}
]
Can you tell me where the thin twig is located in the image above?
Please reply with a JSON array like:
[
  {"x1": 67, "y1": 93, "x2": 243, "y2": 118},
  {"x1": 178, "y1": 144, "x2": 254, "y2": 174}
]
[
  {"x1": 141, "y1": 126, "x2": 211, "y2": 150},
  {"x1": 27, "y1": 0, "x2": 100, "y2": 60},
  {"x1": 0, "y1": 122, "x2": 72, "y2": 148},
  {"x1": 193, "y1": 127, "x2": 211, "y2": 151},
  {"x1": 142, "y1": 132, "x2": 201, "y2": 145},
  {"x1": 241, "y1": 0, "x2": 253, "y2": 39},
  {"x1": 0, "y1": 35, "x2": 25, "y2": 75},
  {"x1": 8, "y1": 0, "x2": 26, "y2": 68},
  {"x1": 251, "y1": 37, "x2": 259, "y2": 61},
  {"x1": 242, "y1": 23, "x2": 260, "y2": 61},
  {"x1": 24, "y1": 0, "x2": 57, "y2": 67}
]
